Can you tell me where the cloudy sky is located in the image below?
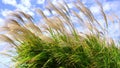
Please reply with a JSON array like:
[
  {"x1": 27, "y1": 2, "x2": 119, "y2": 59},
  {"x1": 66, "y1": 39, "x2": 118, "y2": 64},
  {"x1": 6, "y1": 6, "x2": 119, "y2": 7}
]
[{"x1": 0, "y1": 0, "x2": 120, "y2": 67}]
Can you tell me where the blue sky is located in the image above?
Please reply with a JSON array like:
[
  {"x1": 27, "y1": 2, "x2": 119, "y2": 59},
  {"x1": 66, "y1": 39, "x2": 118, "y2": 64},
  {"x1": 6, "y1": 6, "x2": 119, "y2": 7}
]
[{"x1": 0, "y1": 0, "x2": 120, "y2": 68}]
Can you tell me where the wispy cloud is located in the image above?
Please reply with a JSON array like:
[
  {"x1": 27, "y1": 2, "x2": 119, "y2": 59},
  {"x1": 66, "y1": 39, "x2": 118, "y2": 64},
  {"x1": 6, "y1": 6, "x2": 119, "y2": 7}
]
[
  {"x1": 2, "y1": 0, "x2": 17, "y2": 6},
  {"x1": 1, "y1": 0, "x2": 34, "y2": 16},
  {"x1": 90, "y1": 4, "x2": 100, "y2": 14},
  {"x1": 16, "y1": 4, "x2": 34, "y2": 16},
  {"x1": 15, "y1": 0, "x2": 34, "y2": 16},
  {"x1": 67, "y1": 3, "x2": 74, "y2": 8},
  {"x1": 1, "y1": 9, "x2": 12, "y2": 17},
  {"x1": 21, "y1": 0, "x2": 31, "y2": 8},
  {"x1": 0, "y1": 18, "x2": 5, "y2": 26},
  {"x1": 43, "y1": 9, "x2": 51, "y2": 16},
  {"x1": 37, "y1": 0, "x2": 45, "y2": 4}
]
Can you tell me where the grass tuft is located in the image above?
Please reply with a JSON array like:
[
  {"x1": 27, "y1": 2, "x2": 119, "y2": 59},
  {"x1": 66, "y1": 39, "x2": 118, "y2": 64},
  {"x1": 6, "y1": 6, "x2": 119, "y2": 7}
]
[{"x1": 0, "y1": 1, "x2": 120, "y2": 68}]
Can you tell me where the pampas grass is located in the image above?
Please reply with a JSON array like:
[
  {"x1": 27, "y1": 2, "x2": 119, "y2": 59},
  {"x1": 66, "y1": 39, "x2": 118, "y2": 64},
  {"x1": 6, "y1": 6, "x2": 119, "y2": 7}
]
[{"x1": 0, "y1": 1, "x2": 120, "y2": 68}]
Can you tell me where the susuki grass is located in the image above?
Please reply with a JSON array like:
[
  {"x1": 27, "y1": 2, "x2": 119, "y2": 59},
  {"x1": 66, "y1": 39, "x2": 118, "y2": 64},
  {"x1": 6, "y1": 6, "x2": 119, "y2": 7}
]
[{"x1": 0, "y1": 1, "x2": 120, "y2": 68}]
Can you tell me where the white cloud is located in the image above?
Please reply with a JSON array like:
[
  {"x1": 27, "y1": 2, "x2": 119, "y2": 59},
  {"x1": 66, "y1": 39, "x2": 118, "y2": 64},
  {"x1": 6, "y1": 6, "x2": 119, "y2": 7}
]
[
  {"x1": 51, "y1": 11, "x2": 59, "y2": 15},
  {"x1": 67, "y1": 3, "x2": 74, "y2": 8},
  {"x1": 52, "y1": 0, "x2": 64, "y2": 6},
  {"x1": 37, "y1": 0, "x2": 45, "y2": 4},
  {"x1": 90, "y1": 5, "x2": 100, "y2": 14},
  {"x1": 2, "y1": 0, "x2": 17, "y2": 6},
  {"x1": 82, "y1": 0, "x2": 87, "y2": 4},
  {"x1": 81, "y1": 0, "x2": 94, "y2": 4},
  {"x1": 103, "y1": 2, "x2": 111, "y2": 12},
  {"x1": 21, "y1": 0, "x2": 31, "y2": 8},
  {"x1": 16, "y1": 4, "x2": 34, "y2": 16},
  {"x1": 109, "y1": 23, "x2": 119, "y2": 34},
  {"x1": 1, "y1": 9, "x2": 12, "y2": 17},
  {"x1": 107, "y1": 1, "x2": 120, "y2": 15},
  {"x1": 43, "y1": 10, "x2": 51, "y2": 16},
  {"x1": 2, "y1": 0, "x2": 34, "y2": 16},
  {"x1": 0, "y1": 18, "x2": 5, "y2": 26},
  {"x1": 14, "y1": 0, "x2": 34, "y2": 16}
]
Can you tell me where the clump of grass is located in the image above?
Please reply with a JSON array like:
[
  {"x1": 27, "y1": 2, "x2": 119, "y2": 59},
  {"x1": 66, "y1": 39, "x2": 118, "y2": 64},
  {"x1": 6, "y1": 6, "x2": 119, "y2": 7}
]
[{"x1": 0, "y1": 1, "x2": 120, "y2": 68}]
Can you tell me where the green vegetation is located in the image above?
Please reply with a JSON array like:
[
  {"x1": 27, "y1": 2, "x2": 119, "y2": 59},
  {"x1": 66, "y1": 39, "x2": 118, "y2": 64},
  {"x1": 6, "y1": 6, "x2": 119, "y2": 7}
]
[{"x1": 0, "y1": 1, "x2": 120, "y2": 68}]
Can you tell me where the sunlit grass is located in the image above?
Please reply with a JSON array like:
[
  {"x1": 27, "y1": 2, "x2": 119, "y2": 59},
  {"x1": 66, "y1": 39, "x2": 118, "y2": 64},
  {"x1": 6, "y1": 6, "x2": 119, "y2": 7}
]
[{"x1": 0, "y1": 1, "x2": 120, "y2": 68}]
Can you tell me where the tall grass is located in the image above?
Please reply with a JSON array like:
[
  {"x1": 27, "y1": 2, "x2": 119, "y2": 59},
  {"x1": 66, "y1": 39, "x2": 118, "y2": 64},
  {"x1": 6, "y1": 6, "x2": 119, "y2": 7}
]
[{"x1": 0, "y1": 1, "x2": 120, "y2": 68}]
